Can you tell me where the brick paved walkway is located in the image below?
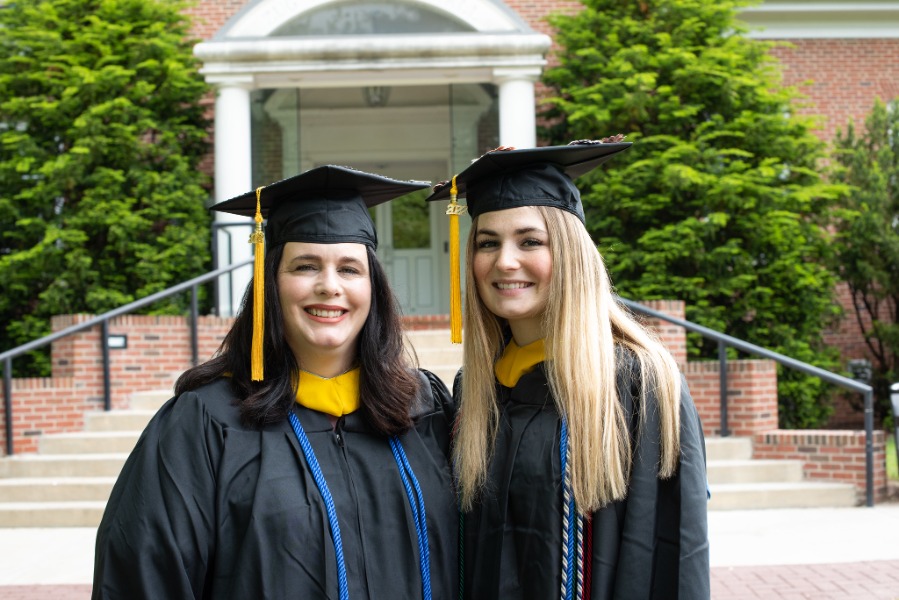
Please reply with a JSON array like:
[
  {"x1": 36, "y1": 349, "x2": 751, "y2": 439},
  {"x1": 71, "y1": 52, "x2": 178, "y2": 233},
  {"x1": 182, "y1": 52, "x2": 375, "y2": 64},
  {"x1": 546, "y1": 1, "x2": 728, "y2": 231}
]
[{"x1": 2, "y1": 561, "x2": 897, "y2": 599}]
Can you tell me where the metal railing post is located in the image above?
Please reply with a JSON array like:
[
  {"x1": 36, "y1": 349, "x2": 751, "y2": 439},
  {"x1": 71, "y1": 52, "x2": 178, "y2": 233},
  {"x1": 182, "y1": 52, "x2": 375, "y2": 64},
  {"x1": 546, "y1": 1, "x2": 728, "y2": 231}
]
[
  {"x1": 719, "y1": 341, "x2": 730, "y2": 437},
  {"x1": 101, "y1": 319, "x2": 112, "y2": 411},
  {"x1": 3, "y1": 357, "x2": 12, "y2": 456},
  {"x1": 864, "y1": 388, "x2": 874, "y2": 507},
  {"x1": 190, "y1": 285, "x2": 199, "y2": 367}
]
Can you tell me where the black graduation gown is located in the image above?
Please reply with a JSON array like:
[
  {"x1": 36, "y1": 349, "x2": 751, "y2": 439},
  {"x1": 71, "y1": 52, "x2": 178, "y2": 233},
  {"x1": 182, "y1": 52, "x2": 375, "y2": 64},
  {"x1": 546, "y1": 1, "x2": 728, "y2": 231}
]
[
  {"x1": 93, "y1": 370, "x2": 458, "y2": 600},
  {"x1": 461, "y1": 360, "x2": 710, "y2": 600}
]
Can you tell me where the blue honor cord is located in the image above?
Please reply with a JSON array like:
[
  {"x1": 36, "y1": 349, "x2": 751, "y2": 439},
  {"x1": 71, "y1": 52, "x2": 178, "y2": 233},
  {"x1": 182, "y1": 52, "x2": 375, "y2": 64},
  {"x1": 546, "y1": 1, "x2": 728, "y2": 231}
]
[{"x1": 288, "y1": 411, "x2": 432, "y2": 600}]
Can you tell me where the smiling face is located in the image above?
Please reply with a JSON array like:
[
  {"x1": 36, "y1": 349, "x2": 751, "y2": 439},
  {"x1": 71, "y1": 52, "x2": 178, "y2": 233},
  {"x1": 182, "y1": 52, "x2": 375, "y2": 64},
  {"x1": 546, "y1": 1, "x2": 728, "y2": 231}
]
[
  {"x1": 472, "y1": 206, "x2": 553, "y2": 346},
  {"x1": 277, "y1": 241, "x2": 372, "y2": 377}
]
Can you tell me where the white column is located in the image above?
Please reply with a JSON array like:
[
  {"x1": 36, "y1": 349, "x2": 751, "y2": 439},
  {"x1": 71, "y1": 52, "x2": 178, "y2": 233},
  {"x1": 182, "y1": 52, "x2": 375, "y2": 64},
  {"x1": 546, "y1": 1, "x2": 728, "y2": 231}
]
[
  {"x1": 212, "y1": 79, "x2": 254, "y2": 317},
  {"x1": 495, "y1": 68, "x2": 541, "y2": 149}
]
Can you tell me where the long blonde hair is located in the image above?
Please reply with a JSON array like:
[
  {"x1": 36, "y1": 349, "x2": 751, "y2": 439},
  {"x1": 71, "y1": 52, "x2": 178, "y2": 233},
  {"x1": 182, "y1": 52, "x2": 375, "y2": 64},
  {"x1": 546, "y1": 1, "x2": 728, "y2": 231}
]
[{"x1": 453, "y1": 206, "x2": 682, "y2": 513}]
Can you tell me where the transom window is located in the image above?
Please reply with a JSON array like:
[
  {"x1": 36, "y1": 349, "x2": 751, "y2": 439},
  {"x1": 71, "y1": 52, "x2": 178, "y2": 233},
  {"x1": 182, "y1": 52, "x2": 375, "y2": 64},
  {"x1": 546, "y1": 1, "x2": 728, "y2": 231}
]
[{"x1": 272, "y1": 0, "x2": 474, "y2": 35}]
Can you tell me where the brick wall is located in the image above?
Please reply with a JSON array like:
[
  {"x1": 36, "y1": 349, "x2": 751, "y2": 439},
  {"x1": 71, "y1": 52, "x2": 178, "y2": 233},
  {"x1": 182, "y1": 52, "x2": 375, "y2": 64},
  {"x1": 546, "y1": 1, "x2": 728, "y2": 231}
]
[
  {"x1": 686, "y1": 360, "x2": 780, "y2": 438},
  {"x1": 769, "y1": 39, "x2": 899, "y2": 143},
  {"x1": 753, "y1": 429, "x2": 888, "y2": 504}
]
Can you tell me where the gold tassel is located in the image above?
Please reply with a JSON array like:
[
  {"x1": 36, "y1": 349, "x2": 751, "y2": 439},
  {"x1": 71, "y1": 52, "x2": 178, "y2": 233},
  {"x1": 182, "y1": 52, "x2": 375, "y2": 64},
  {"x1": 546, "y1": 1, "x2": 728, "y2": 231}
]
[
  {"x1": 446, "y1": 176, "x2": 466, "y2": 344},
  {"x1": 250, "y1": 187, "x2": 265, "y2": 381}
]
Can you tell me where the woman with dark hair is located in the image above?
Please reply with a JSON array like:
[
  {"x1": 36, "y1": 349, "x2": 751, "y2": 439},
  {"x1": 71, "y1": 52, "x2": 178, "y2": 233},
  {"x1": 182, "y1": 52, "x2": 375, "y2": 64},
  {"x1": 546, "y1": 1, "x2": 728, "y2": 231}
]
[
  {"x1": 93, "y1": 166, "x2": 458, "y2": 599},
  {"x1": 428, "y1": 140, "x2": 709, "y2": 599}
]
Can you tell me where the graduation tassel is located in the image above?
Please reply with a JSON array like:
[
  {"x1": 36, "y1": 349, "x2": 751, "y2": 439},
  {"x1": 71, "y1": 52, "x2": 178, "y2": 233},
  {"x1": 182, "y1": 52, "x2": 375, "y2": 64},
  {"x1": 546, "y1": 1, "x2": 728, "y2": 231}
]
[
  {"x1": 250, "y1": 186, "x2": 265, "y2": 381},
  {"x1": 446, "y1": 176, "x2": 465, "y2": 344}
]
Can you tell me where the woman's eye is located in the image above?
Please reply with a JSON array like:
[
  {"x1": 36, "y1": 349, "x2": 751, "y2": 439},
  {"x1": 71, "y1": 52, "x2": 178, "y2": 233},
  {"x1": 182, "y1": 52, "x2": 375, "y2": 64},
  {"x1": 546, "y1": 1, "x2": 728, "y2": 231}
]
[
  {"x1": 295, "y1": 264, "x2": 316, "y2": 271},
  {"x1": 339, "y1": 267, "x2": 361, "y2": 275},
  {"x1": 522, "y1": 238, "x2": 544, "y2": 247},
  {"x1": 476, "y1": 239, "x2": 498, "y2": 249}
]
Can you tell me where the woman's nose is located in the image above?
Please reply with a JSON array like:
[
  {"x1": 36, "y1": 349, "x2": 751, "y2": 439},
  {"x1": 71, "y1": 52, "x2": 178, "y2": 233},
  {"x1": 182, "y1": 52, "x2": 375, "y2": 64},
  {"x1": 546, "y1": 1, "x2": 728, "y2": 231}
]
[
  {"x1": 494, "y1": 244, "x2": 520, "y2": 271},
  {"x1": 315, "y1": 269, "x2": 340, "y2": 296}
]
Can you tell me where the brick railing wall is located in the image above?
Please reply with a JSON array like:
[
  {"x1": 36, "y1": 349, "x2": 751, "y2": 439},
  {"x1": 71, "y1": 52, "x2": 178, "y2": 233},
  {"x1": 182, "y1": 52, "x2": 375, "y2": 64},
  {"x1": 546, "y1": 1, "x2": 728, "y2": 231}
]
[
  {"x1": 753, "y1": 429, "x2": 887, "y2": 504},
  {"x1": 686, "y1": 360, "x2": 779, "y2": 437}
]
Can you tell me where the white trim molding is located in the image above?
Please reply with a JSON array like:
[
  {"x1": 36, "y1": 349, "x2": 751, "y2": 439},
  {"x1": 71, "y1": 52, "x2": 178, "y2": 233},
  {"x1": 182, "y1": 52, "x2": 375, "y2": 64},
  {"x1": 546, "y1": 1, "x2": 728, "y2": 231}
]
[
  {"x1": 740, "y1": 1, "x2": 899, "y2": 39},
  {"x1": 195, "y1": 33, "x2": 551, "y2": 88}
]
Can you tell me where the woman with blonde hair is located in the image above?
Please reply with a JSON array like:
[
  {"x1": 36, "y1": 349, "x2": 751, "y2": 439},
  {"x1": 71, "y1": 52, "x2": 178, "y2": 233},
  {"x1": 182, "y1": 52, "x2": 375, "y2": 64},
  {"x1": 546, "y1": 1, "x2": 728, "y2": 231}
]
[{"x1": 428, "y1": 140, "x2": 709, "y2": 599}]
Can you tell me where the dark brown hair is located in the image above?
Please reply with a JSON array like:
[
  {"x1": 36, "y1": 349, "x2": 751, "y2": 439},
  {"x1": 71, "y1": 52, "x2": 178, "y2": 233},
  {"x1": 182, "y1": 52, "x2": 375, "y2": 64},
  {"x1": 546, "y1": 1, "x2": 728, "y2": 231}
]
[{"x1": 175, "y1": 244, "x2": 420, "y2": 435}]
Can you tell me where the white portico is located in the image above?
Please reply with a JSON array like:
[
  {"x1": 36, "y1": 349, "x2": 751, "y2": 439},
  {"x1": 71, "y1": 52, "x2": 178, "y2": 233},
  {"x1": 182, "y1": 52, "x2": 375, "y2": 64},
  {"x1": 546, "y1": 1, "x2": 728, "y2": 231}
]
[{"x1": 194, "y1": 0, "x2": 552, "y2": 317}]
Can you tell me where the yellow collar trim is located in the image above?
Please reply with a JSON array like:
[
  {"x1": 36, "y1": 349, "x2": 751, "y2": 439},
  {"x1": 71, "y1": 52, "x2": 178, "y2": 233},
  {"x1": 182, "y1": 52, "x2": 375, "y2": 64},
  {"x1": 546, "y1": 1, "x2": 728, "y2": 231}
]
[
  {"x1": 296, "y1": 368, "x2": 361, "y2": 417},
  {"x1": 494, "y1": 338, "x2": 546, "y2": 388}
]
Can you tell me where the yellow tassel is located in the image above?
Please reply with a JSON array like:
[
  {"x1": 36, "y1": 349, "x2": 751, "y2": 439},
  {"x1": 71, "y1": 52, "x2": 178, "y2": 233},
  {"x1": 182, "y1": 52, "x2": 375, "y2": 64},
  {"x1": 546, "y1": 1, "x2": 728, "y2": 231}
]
[
  {"x1": 446, "y1": 176, "x2": 466, "y2": 344},
  {"x1": 250, "y1": 187, "x2": 265, "y2": 381}
]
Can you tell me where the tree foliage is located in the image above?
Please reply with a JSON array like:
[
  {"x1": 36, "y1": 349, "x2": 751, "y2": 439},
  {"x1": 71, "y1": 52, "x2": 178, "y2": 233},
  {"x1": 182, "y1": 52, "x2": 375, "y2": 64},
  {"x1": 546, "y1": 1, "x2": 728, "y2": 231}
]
[
  {"x1": 0, "y1": 0, "x2": 212, "y2": 374},
  {"x1": 543, "y1": 0, "x2": 846, "y2": 427},
  {"x1": 830, "y1": 98, "x2": 899, "y2": 425}
]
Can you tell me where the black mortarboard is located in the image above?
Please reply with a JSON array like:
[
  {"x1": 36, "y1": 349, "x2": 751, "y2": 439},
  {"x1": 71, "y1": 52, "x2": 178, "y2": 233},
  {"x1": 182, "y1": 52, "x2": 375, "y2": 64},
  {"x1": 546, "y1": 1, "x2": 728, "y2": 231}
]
[
  {"x1": 425, "y1": 138, "x2": 632, "y2": 222},
  {"x1": 426, "y1": 138, "x2": 631, "y2": 344},
  {"x1": 209, "y1": 164, "x2": 430, "y2": 381},
  {"x1": 210, "y1": 164, "x2": 430, "y2": 249}
]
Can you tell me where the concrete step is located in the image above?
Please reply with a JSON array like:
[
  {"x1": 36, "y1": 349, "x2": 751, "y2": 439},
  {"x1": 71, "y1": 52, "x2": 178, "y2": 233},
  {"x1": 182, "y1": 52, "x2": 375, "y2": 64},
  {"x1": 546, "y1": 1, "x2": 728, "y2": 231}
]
[
  {"x1": 708, "y1": 481, "x2": 858, "y2": 510},
  {"x1": 0, "y1": 477, "x2": 116, "y2": 502},
  {"x1": 39, "y1": 431, "x2": 141, "y2": 455},
  {"x1": 0, "y1": 454, "x2": 129, "y2": 478},
  {"x1": 129, "y1": 389, "x2": 172, "y2": 411},
  {"x1": 409, "y1": 347, "x2": 464, "y2": 365},
  {"x1": 85, "y1": 409, "x2": 158, "y2": 432},
  {"x1": 0, "y1": 501, "x2": 105, "y2": 527},
  {"x1": 705, "y1": 436, "x2": 753, "y2": 461},
  {"x1": 707, "y1": 459, "x2": 805, "y2": 484}
]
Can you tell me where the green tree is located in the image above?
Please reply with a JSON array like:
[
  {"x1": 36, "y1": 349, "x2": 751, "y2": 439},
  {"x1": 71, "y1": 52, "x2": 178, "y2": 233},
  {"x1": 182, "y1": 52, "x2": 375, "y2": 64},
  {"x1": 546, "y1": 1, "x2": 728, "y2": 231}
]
[
  {"x1": 830, "y1": 98, "x2": 899, "y2": 425},
  {"x1": 0, "y1": 0, "x2": 212, "y2": 374},
  {"x1": 543, "y1": 0, "x2": 846, "y2": 427}
]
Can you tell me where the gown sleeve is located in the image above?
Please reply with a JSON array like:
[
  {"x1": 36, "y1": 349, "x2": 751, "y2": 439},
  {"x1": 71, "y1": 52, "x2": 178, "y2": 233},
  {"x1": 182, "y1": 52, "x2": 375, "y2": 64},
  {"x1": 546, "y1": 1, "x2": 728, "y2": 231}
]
[
  {"x1": 92, "y1": 390, "x2": 225, "y2": 600},
  {"x1": 596, "y1": 368, "x2": 710, "y2": 600}
]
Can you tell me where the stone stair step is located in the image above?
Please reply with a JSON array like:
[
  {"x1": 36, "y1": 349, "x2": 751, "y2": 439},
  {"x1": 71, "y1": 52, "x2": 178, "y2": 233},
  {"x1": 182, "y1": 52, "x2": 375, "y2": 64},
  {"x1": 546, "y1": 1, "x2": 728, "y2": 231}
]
[
  {"x1": 705, "y1": 437, "x2": 753, "y2": 461},
  {"x1": 84, "y1": 409, "x2": 158, "y2": 432},
  {"x1": 129, "y1": 389, "x2": 173, "y2": 411},
  {"x1": 39, "y1": 431, "x2": 141, "y2": 455},
  {"x1": 0, "y1": 477, "x2": 116, "y2": 502},
  {"x1": 707, "y1": 459, "x2": 805, "y2": 484},
  {"x1": 0, "y1": 454, "x2": 129, "y2": 478},
  {"x1": 0, "y1": 501, "x2": 106, "y2": 528},
  {"x1": 708, "y1": 481, "x2": 858, "y2": 510}
]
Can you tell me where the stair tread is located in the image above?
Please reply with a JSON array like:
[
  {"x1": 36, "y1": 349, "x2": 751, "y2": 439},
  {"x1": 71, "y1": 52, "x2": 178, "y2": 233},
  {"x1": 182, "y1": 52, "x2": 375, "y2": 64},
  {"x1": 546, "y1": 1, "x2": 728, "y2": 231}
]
[
  {"x1": 707, "y1": 458, "x2": 803, "y2": 466},
  {"x1": 0, "y1": 477, "x2": 117, "y2": 485},
  {"x1": 3, "y1": 453, "x2": 129, "y2": 461},
  {"x1": 710, "y1": 481, "x2": 856, "y2": 490},
  {"x1": 42, "y1": 431, "x2": 141, "y2": 438},
  {"x1": 0, "y1": 501, "x2": 108, "y2": 509}
]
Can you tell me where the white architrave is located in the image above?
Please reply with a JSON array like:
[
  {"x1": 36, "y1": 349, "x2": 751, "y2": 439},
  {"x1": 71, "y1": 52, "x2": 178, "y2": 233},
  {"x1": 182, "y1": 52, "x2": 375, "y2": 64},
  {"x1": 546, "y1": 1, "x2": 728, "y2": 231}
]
[{"x1": 740, "y1": 1, "x2": 899, "y2": 39}]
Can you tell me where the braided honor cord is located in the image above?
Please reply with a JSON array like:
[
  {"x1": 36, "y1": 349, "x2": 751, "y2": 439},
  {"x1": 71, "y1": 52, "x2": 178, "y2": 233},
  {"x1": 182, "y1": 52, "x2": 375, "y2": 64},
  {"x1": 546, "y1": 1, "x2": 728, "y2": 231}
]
[
  {"x1": 288, "y1": 411, "x2": 350, "y2": 600},
  {"x1": 389, "y1": 435, "x2": 433, "y2": 600}
]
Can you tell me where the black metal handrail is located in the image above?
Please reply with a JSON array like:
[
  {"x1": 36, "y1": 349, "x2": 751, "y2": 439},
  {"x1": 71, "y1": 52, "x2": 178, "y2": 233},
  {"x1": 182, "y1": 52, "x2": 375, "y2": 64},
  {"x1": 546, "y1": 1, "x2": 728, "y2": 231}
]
[
  {"x1": 0, "y1": 259, "x2": 252, "y2": 457},
  {"x1": 618, "y1": 297, "x2": 876, "y2": 508}
]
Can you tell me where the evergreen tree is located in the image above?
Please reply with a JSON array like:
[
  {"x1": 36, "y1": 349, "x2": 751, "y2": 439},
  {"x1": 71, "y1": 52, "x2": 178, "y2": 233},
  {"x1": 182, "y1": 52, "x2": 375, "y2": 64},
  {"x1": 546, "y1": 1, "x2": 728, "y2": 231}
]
[
  {"x1": 0, "y1": 0, "x2": 212, "y2": 374},
  {"x1": 543, "y1": 0, "x2": 845, "y2": 427},
  {"x1": 830, "y1": 99, "x2": 899, "y2": 425}
]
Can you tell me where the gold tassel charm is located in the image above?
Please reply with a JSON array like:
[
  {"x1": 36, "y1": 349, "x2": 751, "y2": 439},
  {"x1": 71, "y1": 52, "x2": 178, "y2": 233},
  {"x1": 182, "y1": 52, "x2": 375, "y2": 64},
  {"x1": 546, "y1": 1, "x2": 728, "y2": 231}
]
[
  {"x1": 446, "y1": 176, "x2": 466, "y2": 344},
  {"x1": 249, "y1": 187, "x2": 266, "y2": 381}
]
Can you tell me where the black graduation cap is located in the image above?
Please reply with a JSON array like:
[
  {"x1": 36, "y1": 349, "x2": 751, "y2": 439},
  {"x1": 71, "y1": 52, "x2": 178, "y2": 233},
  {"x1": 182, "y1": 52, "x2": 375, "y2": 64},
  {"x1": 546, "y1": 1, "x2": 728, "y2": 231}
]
[
  {"x1": 209, "y1": 164, "x2": 430, "y2": 249},
  {"x1": 425, "y1": 138, "x2": 632, "y2": 223},
  {"x1": 208, "y1": 164, "x2": 430, "y2": 381},
  {"x1": 425, "y1": 138, "x2": 631, "y2": 344}
]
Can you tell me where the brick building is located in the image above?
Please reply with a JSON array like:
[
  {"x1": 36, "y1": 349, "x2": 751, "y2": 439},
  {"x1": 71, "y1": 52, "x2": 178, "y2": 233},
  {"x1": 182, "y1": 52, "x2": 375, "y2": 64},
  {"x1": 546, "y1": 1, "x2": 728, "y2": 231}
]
[{"x1": 173, "y1": 1, "x2": 899, "y2": 430}]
